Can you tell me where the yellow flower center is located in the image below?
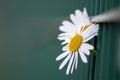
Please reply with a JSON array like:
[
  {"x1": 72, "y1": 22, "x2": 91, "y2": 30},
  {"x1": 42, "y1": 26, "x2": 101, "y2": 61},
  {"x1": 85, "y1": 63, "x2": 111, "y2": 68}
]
[
  {"x1": 69, "y1": 33, "x2": 83, "y2": 52},
  {"x1": 69, "y1": 23, "x2": 91, "y2": 53}
]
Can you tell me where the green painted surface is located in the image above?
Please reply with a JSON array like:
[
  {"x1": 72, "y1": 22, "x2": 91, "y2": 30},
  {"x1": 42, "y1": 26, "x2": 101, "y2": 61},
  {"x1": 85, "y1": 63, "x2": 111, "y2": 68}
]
[
  {"x1": 95, "y1": 25, "x2": 120, "y2": 80},
  {"x1": 94, "y1": 0, "x2": 120, "y2": 80},
  {"x1": 0, "y1": 0, "x2": 96, "y2": 80},
  {"x1": 0, "y1": 0, "x2": 120, "y2": 80}
]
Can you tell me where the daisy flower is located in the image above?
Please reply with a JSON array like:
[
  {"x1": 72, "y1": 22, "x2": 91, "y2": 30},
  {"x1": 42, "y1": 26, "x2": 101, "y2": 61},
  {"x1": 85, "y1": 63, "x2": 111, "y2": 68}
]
[{"x1": 56, "y1": 8, "x2": 99, "y2": 75}]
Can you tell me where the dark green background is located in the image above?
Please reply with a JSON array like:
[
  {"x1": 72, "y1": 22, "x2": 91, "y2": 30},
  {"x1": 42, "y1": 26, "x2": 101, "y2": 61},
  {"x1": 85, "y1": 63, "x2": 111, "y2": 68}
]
[{"x1": 0, "y1": 0, "x2": 120, "y2": 80}]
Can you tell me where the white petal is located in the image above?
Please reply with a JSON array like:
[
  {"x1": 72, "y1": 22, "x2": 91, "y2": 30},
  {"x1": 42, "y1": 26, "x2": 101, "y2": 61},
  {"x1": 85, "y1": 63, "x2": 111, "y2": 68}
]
[
  {"x1": 81, "y1": 24, "x2": 96, "y2": 35},
  {"x1": 83, "y1": 8, "x2": 88, "y2": 18},
  {"x1": 62, "y1": 20, "x2": 76, "y2": 30},
  {"x1": 81, "y1": 24, "x2": 99, "y2": 39},
  {"x1": 71, "y1": 56, "x2": 75, "y2": 74},
  {"x1": 82, "y1": 33, "x2": 98, "y2": 42},
  {"x1": 70, "y1": 14, "x2": 79, "y2": 25},
  {"x1": 62, "y1": 44, "x2": 68, "y2": 51},
  {"x1": 58, "y1": 33, "x2": 74, "y2": 41},
  {"x1": 64, "y1": 38, "x2": 71, "y2": 43},
  {"x1": 75, "y1": 10, "x2": 85, "y2": 26},
  {"x1": 59, "y1": 53, "x2": 71, "y2": 70},
  {"x1": 60, "y1": 22, "x2": 76, "y2": 34},
  {"x1": 82, "y1": 8, "x2": 90, "y2": 24},
  {"x1": 75, "y1": 52, "x2": 78, "y2": 69},
  {"x1": 82, "y1": 43, "x2": 94, "y2": 50},
  {"x1": 56, "y1": 51, "x2": 69, "y2": 61},
  {"x1": 57, "y1": 36, "x2": 70, "y2": 41},
  {"x1": 58, "y1": 33, "x2": 71, "y2": 37},
  {"x1": 59, "y1": 26, "x2": 74, "y2": 34},
  {"x1": 58, "y1": 37, "x2": 70, "y2": 44},
  {"x1": 61, "y1": 41, "x2": 68, "y2": 45},
  {"x1": 66, "y1": 54, "x2": 74, "y2": 75},
  {"x1": 79, "y1": 50, "x2": 88, "y2": 63},
  {"x1": 59, "y1": 26, "x2": 67, "y2": 32},
  {"x1": 80, "y1": 45, "x2": 90, "y2": 55}
]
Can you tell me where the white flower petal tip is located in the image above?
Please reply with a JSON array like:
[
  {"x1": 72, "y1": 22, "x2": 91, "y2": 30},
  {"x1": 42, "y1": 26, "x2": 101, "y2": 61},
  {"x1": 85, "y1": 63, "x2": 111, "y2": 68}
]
[
  {"x1": 79, "y1": 50, "x2": 88, "y2": 63},
  {"x1": 61, "y1": 41, "x2": 67, "y2": 45},
  {"x1": 82, "y1": 57, "x2": 88, "y2": 63},
  {"x1": 83, "y1": 8, "x2": 88, "y2": 17},
  {"x1": 59, "y1": 53, "x2": 71, "y2": 70},
  {"x1": 75, "y1": 9, "x2": 81, "y2": 15},
  {"x1": 66, "y1": 54, "x2": 74, "y2": 75},
  {"x1": 56, "y1": 52, "x2": 69, "y2": 61},
  {"x1": 83, "y1": 60, "x2": 88, "y2": 63},
  {"x1": 56, "y1": 8, "x2": 99, "y2": 75},
  {"x1": 83, "y1": 7, "x2": 87, "y2": 11}
]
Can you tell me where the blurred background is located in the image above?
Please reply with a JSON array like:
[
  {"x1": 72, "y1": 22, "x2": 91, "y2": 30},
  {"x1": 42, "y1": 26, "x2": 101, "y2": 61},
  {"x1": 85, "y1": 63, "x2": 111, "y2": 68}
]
[{"x1": 0, "y1": 0, "x2": 120, "y2": 80}]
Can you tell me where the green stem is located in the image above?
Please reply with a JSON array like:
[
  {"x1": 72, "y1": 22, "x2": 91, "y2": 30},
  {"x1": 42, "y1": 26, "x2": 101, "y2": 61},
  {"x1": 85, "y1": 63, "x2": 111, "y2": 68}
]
[{"x1": 91, "y1": 49, "x2": 96, "y2": 55}]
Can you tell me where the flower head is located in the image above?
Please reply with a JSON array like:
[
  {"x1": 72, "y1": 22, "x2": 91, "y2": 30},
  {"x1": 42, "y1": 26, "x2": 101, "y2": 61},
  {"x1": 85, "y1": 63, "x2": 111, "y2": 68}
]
[{"x1": 56, "y1": 8, "x2": 99, "y2": 75}]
